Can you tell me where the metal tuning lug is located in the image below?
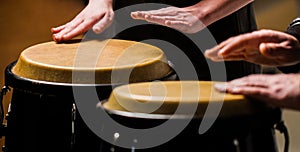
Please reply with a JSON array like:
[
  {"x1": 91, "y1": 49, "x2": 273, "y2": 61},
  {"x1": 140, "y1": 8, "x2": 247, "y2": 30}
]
[{"x1": 0, "y1": 86, "x2": 10, "y2": 137}]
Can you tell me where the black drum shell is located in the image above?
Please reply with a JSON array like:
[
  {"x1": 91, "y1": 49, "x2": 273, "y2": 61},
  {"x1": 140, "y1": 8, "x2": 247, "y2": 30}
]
[
  {"x1": 4, "y1": 62, "x2": 117, "y2": 152},
  {"x1": 3, "y1": 62, "x2": 281, "y2": 152},
  {"x1": 96, "y1": 105, "x2": 282, "y2": 152},
  {"x1": 3, "y1": 62, "x2": 177, "y2": 152}
]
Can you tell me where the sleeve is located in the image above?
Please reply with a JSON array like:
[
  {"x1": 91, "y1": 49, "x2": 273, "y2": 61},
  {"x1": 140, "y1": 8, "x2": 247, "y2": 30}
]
[
  {"x1": 286, "y1": 17, "x2": 300, "y2": 41},
  {"x1": 277, "y1": 17, "x2": 300, "y2": 73}
]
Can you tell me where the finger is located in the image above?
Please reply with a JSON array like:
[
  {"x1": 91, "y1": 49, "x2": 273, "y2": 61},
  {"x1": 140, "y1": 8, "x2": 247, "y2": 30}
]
[
  {"x1": 134, "y1": 7, "x2": 179, "y2": 21},
  {"x1": 205, "y1": 46, "x2": 225, "y2": 59},
  {"x1": 260, "y1": 42, "x2": 292, "y2": 58},
  {"x1": 232, "y1": 87, "x2": 273, "y2": 106},
  {"x1": 206, "y1": 56, "x2": 225, "y2": 62},
  {"x1": 204, "y1": 47, "x2": 224, "y2": 62},
  {"x1": 226, "y1": 85, "x2": 278, "y2": 106},
  {"x1": 257, "y1": 29, "x2": 296, "y2": 42},
  {"x1": 207, "y1": 50, "x2": 247, "y2": 62},
  {"x1": 139, "y1": 7, "x2": 175, "y2": 16},
  {"x1": 226, "y1": 85, "x2": 268, "y2": 96},
  {"x1": 144, "y1": 15, "x2": 167, "y2": 25},
  {"x1": 52, "y1": 19, "x2": 84, "y2": 42},
  {"x1": 205, "y1": 38, "x2": 237, "y2": 58},
  {"x1": 131, "y1": 11, "x2": 146, "y2": 20},
  {"x1": 228, "y1": 75, "x2": 272, "y2": 87},
  {"x1": 93, "y1": 12, "x2": 114, "y2": 34},
  {"x1": 205, "y1": 48, "x2": 244, "y2": 61},
  {"x1": 218, "y1": 36, "x2": 253, "y2": 56},
  {"x1": 165, "y1": 20, "x2": 191, "y2": 32},
  {"x1": 51, "y1": 24, "x2": 66, "y2": 33},
  {"x1": 215, "y1": 83, "x2": 269, "y2": 99},
  {"x1": 204, "y1": 49, "x2": 221, "y2": 59},
  {"x1": 60, "y1": 19, "x2": 95, "y2": 41},
  {"x1": 219, "y1": 30, "x2": 290, "y2": 55},
  {"x1": 222, "y1": 54, "x2": 246, "y2": 61},
  {"x1": 214, "y1": 83, "x2": 228, "y2": 93},
  {"x1": 218, "y1": 30, "x2": 285, "y2": 56},
  {"x1": 131, "y1": 12, "x2": 139, "y2": 19}
]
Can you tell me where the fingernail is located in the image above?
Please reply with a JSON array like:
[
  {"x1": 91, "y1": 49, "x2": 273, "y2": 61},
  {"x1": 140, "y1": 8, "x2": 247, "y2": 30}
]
[
  {"x1": 52, "y1": 34, "x2": 58, "y2": 42},
  {"x1": 204, "y1": 50, "x2": 211, "y2": 57},
  {"x1": 217, "y1": 51, "x2": 224, "y2": 57},
  {"x1": 93, "y1": 28, "x2": 102, "y2": 34},
  {"x1": 230, "y1": 87, "x2": 240, "y2": 93},
  {"x1": 214, "y1": 83, "x2": 227, "y2": 92},
  {"x1": 130, "y1": 12, "x2": 136, "y2": 16}
]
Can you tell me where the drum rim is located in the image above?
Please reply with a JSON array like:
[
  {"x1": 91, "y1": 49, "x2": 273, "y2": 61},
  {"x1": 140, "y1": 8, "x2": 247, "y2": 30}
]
[
  {"x1": 100, "y1": 99, "x2": 283, "y2": 121},
  {"x1": 4, "y1": 61, "x2": 176, "y2": 96},
  {"x1": 100, "y1": 101, "x2": 283, "y2": 132},
  {"x1": 6, "y1": 61, "x2": 122, "y2": 87},
  {"x1": 5, "y1": 61, "x2": 176, "y2": 87},
  {"x1": 100, "y1": 101, "x2": 199, "y2": 120}
]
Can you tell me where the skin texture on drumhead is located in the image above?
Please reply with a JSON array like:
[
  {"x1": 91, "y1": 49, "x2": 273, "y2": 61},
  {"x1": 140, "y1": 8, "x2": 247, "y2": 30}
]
[
  {"x1": 103, "y1": 81, "x2": 269, "y2": 118},
  {"x1": 12, "y1": 39, "x2": 172, "y2": 84}
]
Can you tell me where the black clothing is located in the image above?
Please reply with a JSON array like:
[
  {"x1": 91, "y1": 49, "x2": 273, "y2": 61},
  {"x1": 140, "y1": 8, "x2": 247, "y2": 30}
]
[{"x1": 278, "y1": 17, "x2": 300, "y2": 73}]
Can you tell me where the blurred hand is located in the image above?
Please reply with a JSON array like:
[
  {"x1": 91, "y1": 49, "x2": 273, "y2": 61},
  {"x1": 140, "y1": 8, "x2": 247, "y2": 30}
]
[
  {"x1": 131, "y1": 6, "x2": 205, "y2": 33},
  {"x1": 131, "y1": 0, "x2": 253, "y2": 34},
  {"x1": 205, "y1": 29, "x2": 300, "y2": 66},
  {"x1": 215, "y1": 74, "x2": 300, "y2": 110},
  {"x1": 51, "y1": 0, "x2": 114, "y2": 42}
]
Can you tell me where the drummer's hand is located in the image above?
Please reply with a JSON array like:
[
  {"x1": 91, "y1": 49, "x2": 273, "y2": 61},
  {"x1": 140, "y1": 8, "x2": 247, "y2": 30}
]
[
  {"x1": 51, "y1": 0, "x2": 114, "y2": 42},
  {"x1": 205, "y1": 29, "x2": 300, "y2": 66},
  {"x1": 131, "y1": 6, "x2": 205, "y2": 33},
  {"x1": 215, "y1": 74, "x2": 300, "y2": 110}
]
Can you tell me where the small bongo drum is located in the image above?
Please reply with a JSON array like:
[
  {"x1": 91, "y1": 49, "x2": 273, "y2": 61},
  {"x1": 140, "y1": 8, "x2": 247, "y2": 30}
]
[
  {"x1": 99, "y1": 81, "x2": 282, "y2": 152},
  {"x1": 0, "y1": 39, "x2": 174, "y2": 152}
]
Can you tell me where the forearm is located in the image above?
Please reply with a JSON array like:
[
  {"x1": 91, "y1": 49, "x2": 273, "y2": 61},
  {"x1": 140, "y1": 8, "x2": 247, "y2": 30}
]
[
  {"x1": 87, "y1": 0, "x2": 112, "y2": 7},
  {"x1": 186, "y1": 0, "x2": 253, "y2": 26},
  {"x1": 88, "y1": 0, "x2": 112, "y2": 3}
]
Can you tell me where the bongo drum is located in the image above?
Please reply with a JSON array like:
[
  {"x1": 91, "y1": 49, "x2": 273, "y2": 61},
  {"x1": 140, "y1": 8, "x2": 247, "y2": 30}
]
[
  {"x1": 99, "y1": 81, "x2": 282, "y2": 152},
  {"x1": 1, "y1": 39, "x2": 174, "y2": 152}
]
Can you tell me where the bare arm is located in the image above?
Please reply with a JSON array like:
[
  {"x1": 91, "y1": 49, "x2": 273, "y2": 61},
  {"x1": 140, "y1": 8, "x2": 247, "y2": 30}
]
[{"x1": 131, "y1": 0, "x2": 254, "y2": 33}]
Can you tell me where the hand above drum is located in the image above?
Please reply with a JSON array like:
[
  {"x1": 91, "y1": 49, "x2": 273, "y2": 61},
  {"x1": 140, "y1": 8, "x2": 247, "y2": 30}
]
[
  {"x1": 205, "y1": 17, "x2": 300, "y2": 111},
  {"x1": 205, "y1": 29, "x2": 300, "y2": 66},
  {"x1": 131, "y1": 0, "x2": 253, "y2": 33},
  {"x1": 51, "y1": 0, "x2": 253, "y2": 42},
  {"x1": 131, "y1": 6, "x2": 205, "y2": 34},
  {"x1": 214, "y1": 74, "x2": 300, "y2": 110},
  {"x1": 51, "y1": 0, "x2": 114, "y2": 42}
]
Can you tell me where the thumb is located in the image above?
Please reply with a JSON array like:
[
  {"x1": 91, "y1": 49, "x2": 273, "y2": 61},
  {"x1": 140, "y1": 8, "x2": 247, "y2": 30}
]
[{"x1": 259, "y1": 42, "x2": 282, "y2": 58}]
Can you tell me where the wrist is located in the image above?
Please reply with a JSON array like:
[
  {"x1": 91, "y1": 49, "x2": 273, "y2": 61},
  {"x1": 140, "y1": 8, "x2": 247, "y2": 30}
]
[
  {"x1": 89, "y1": 0, "x2": 112, "y2": 3},
  {"x1": 183, "y1": 4, "x2": 213, "y2": 26}
]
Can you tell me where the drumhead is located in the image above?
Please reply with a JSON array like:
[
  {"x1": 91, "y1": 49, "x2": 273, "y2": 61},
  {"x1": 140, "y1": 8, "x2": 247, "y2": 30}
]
[
  {"x1": 102, "y1": 81, "x2": 270, "y2": 118},
  {"x1": 12, "y1": 39, "x2": 172, "y2": 84}
]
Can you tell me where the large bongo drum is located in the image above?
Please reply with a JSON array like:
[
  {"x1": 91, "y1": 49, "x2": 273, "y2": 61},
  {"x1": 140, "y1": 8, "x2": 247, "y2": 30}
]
[
  {"x1": 99, "y1": 81, "x2": 282, "y2": 152},
  {"x1": 0, "y1": 39, "x2": 174, "y2": 152}
]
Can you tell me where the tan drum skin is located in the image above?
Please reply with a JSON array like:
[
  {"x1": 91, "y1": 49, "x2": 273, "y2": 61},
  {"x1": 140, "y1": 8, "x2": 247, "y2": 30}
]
[
  {"x1": 103, "y1": 81, "x2": 268, "y2": 118},
  {"x1": 12, "y1": 39, "x2": 172, "y2": 84}
]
